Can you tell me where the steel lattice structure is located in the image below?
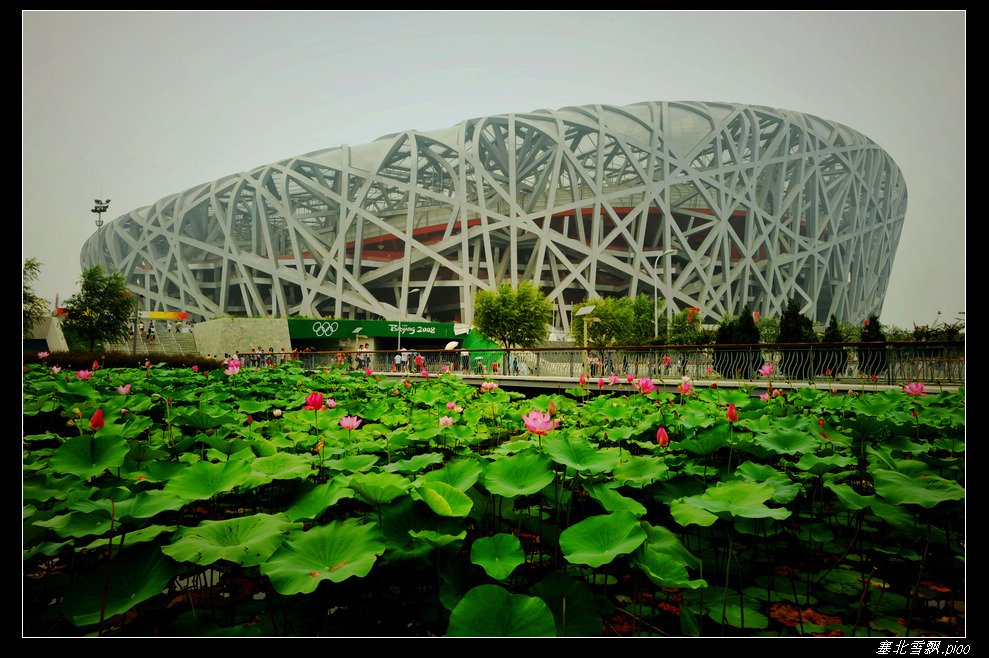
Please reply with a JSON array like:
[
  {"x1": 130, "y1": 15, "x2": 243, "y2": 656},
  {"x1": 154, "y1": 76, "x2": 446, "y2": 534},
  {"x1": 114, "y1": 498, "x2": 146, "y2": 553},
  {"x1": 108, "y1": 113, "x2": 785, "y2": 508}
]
[{"x1": 81, "y1": 101, "x2": 907, "y2": 331}]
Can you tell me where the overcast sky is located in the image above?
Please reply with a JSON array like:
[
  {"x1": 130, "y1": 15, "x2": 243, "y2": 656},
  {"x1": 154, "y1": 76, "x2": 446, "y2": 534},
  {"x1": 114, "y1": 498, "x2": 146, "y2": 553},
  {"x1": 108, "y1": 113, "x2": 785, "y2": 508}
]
[{"x1": 22, "y1": 10, "x2": 965, "y2": 331}]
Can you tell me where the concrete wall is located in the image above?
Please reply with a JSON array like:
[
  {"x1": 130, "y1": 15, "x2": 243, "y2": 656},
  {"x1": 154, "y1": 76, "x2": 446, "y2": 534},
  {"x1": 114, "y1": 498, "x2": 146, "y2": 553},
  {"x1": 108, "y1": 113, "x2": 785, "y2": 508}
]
[
  {"x1": 26, "y1": 315, "x2": 69, "y2": 352},
  {"x1": 195, "y1": 318, "x2": 292, "y2": 360}
]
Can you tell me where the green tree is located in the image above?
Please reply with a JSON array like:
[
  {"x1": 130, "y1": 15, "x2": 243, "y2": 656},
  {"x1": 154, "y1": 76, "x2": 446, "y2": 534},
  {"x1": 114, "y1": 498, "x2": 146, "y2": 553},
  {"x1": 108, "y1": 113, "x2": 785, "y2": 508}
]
[
  {"x1": 629, "y1": 293, "x2": 662, "y2": 345},
  {"x1": 61, "y1": 266, "x2": 135, "y2": 352},
  {"x1": 472, "y1": 281, "x2": 553, "y2": 354},
  {"x1": 777, "y1": 299, "x2": 816, "y2": 343},
  {"x1": 569, "y1": 297, "x2": 634, "y2": 347},
  {"x1": 667, "y1": 308, "x2": 699, "y2": 345},
  {"x1": 23, "y1": 258, "x2": 48, "y2": 338}
]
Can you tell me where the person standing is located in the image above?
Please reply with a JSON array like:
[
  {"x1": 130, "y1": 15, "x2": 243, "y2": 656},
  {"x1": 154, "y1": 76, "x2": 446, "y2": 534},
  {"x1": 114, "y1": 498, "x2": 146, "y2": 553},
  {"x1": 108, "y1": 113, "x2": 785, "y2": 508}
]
[{"x1": 147, "y1": 321, "x2": 156, "y2": 344}]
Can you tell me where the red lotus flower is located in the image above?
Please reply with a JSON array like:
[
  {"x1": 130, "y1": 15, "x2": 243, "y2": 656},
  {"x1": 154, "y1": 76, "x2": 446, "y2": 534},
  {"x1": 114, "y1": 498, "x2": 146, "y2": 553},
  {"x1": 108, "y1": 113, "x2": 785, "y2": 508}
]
[
  {"x1": 656, "y1": 427, "x2": 670, "y2": 447},
  {"x1": 663, "y1": 356, "x2": 671, "y2": 367},
  {"x1": 902, "y1": 382, "x2": 928, "y2": 397},
  {"x1": 726, "y1": 403, "x2": 738, "y2": 423},
  {"x1": 303, "y1": 392, "x2": 325, "y2": 410},
  {"x1": 522, "y1": 410, "x2": 557, "y2": 436},
  {"x1": 89, "y1": 409, "x2": 104, "y2": 431}
]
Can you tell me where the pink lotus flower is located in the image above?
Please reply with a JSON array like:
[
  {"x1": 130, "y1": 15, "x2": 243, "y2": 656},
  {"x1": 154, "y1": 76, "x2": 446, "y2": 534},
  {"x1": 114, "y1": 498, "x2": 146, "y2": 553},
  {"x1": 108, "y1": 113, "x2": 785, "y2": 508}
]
[
  {"x1": 224, "y1": 365, "x2": 240, "y2": 376},
  {"x1": 76, "y1": 370, "x2": 93, "y2": 380},
  {"x1": 902, "y1": 382, "x2": 928, "y2": 397},
  {"x1": 608, "y1": 374, "x2": 619, "y2": 385},
  {"x1": 759, "y1": 393, "x2": 770, "y2": 401},
  {"x1": 579, "y1": 373, "x2": 587, "y2": 386},
  {"x1": 92, "y1": 360, "x2": 100, "y2": 371},
  {"x1": 637, "y1": 378, "x2": 657, "y2": 394},
  {"x1": 598, "y1": 378, "x2": 605, "y2": 389},
  {"x1": 481, "y1": 381, "x2": 499, "y2": 392},
  {"x1": 439, "y1": 416, "x2": 454, "y2": 427},
  {"x1": 51, "y1": 366, "x2": 61, "y2": 374},
  {"x1": 663, "y1": 356, "x2": 671, "y2": 367},
  {"x1": 303, "y1": 392, "x2": 326, "y2": 410},
  {"x1": 707, "y1": 366, "x2": 713, "y2": 375},
  {"x1": 89, "y1": 409, "x2": 104, "y2": 431},
  {"x1": 192, "y1": 365, "x2": 199, "y2": 372},
  {"x1": 447, "y1": 401, "x2": 457, "y2": 410},
  {"x1": 365, "y1": 368, "x2": 373, "y2": 375},
  {"x1": 726, "y1": 403, "x2": 739, "y2": 423},
  {"x1": 626, "y1": 374, "x2": 634, "y2": 383},
  {"x1": 522, "y1": 410, "x2": 557, "y2": 436},
  {"x1": 37, "y1": 352, "x2": 48, "y2": 358},
  {"x1": 404, "y1": 380, "x2": 411, "y2": 389},
  {"x1": 273, "y1": 409, "x2": 282, "y2": 417},
  {"x1": 326, "y1": 398, "x2": 337, "y2": 409},
  {"x1": 677, "y1": 380, "x2": 694, "y2": 396},
  {"x1": 656, "y1": 427, "x2": 670, "y2": 447},
  {"x1": 117, "y1": 384, "x2": 131, "y2": 395},
  {"x1": 758, "y1": 365, "x2": 773, "y2": 377},
  {"x1": 340, "y1": 416, "x2": 362, "y2": 431}
]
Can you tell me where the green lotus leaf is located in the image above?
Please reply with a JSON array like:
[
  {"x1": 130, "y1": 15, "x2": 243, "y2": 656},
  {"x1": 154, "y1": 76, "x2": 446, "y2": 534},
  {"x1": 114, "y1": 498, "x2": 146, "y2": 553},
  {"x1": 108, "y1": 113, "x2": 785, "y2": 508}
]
[
  {"x1": 417, "y1": 457, "x2": 484, "y2": 491},
  {"x1": 49, "y1": 433, "x2": 130, "y2": 481},
  {"x1": 482, "y1": 453, "x2": 555, "y2": 498},
  {"x1": 677, "y1": 480, "x2": 791, "y2": 522},
  {"x1": 447, "y1": 584, "x2": 556, "y2": 637},
  {"x1": 584, "y1": 482, "x2": 648, "y2": 517},
  {"x1": 750, "y1": 427, "x2": 820, "y2": 455},
  {"x1": 559, "y1": 511, "x2": 647, "y2": 568},
  {"x1": 470, "y1": 533, "x2": 525, "y2": 580},
  {"x1": 60, "y1": 542, "x2": 180, "y2": 626},
  {"x1": 260, "y1": 518, "x2": 386, "y2": 595},
  {"x1": 795, "y1": 453, "x2": 855, "y2": 475},
  {"x1": 542, "y1": 435, "x2": 619, "y2": 473},
  {"x1": 285, "y1": 479, "x2": 356, "y2": 522},
  {"x1": 529, "y1": 573, "x2": 602, "y2": 637},
  {"x1": 163, "y1": 513, "x2": 301, "y2": 567},
  {"x1": 611, "y1": 455, "x2": 667, "y2": 488},
  {"x1": 245, "y1": 452, "x2": 314, "y2": 486},
  {"x1": 384, "y1": 451, "x2": 446, "y2": 474},
  {"x1": 415, "y1": 481, "x2": 474, "y2": 517},
  {"x1": 871, "y1": 469, "x2": 965, "y2": 508},
  {"x1": 322, "y1": 453, "x2": 379, "y2": 473},
  {"x1": 678, "y1": 424, "x2": 730, "y2": 456},
  {"x1": 347, "y1": 471, "x2": 412, "y2": 506},
  {"x1": 824, "y1": 482, "x2": 875, "y2": 510},
  {"x1": 171, "y1": 406, "x2": 235, "y2": 431},
  {"x1": 70, "y1": 489, "x2": 186, "y2": 522},
  {"x1": 162, "y1": 459, "x2": 253, "y2": 501},
  {"x1": 709, "y1": 600, "x2": 769, "y2": 630},
  {"x1": 80, "y1": 524, "x2": 177, "y2": 551}
]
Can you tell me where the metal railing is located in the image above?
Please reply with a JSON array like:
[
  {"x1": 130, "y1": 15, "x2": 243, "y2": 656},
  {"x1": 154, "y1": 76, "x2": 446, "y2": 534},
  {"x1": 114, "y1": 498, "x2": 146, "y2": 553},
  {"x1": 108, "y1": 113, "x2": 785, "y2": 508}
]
[{"x1": 251, "y1": 341, "x2": 964, "y2": 386}]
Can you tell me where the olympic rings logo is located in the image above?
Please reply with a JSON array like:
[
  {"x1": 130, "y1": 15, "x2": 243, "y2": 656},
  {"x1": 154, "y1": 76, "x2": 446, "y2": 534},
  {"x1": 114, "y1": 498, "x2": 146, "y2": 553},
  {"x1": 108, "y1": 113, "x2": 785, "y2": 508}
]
[{"x1": 312, "y1": 321, "x2": 339, "y2": 337}]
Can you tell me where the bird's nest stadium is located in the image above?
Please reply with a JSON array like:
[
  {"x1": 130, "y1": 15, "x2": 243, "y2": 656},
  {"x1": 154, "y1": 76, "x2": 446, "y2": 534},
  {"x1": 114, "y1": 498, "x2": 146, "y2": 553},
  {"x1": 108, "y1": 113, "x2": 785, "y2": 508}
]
[{"x1": 81, "y1": 101, "x2": 907, "y2": 334}]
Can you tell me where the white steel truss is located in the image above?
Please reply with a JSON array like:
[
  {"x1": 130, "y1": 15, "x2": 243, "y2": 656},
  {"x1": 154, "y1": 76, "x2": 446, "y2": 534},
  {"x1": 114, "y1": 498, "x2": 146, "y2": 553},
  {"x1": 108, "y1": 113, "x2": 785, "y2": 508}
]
[{"x1": 81, "y1": 101, "x2": 907, "y2": 331}]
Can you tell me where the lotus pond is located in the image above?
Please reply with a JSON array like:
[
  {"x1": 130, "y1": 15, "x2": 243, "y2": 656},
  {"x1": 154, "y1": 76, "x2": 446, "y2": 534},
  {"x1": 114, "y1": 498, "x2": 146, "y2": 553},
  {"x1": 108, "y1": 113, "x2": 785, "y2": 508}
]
[{"x1": 22, "y1": 361, "x2": 965, "y2": 637}]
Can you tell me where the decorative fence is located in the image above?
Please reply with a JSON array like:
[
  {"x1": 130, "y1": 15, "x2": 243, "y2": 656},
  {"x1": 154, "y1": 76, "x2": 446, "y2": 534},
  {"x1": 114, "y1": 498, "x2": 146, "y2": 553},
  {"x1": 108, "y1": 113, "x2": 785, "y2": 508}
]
[{"x1": 263, "y1": 342, "x2": 964, "y2": 386}]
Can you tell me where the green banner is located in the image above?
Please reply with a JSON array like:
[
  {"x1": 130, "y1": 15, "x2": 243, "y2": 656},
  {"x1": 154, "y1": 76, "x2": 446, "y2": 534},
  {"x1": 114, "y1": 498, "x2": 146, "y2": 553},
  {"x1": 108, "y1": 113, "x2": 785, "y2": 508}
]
[{"x1": 288, "y1": 318, "x2": 460, "y2": 340}]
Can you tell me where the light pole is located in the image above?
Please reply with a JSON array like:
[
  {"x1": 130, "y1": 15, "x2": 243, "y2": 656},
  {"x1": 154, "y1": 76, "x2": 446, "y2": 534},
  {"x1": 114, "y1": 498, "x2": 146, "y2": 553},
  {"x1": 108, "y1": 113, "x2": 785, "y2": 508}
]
[
  {"x1": 397, "y1": 288, "x2": 422, "y2": 353},
  {"x1": 651, "y1": 249, "x2": 677, "y2": 337},
  {"x1": 575, "y1": 305, "x2": 599, "y2": 377},
  {"x1": 92, "y1": 199, "x2": 110, "y2": 228}
]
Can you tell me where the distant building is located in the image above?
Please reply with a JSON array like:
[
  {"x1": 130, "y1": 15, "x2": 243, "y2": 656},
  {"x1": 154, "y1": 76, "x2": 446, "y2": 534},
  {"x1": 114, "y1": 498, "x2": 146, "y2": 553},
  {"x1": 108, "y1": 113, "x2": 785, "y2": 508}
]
[{"x1": 81, "y1": 101, "x2": 907, "y2": 332}]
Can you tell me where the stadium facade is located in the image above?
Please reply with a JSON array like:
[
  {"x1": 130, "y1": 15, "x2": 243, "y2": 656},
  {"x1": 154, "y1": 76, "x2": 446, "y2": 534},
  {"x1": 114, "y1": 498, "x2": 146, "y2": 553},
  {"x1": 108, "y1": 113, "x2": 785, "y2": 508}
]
[{"x1": 81, "y1": 101, "x2": 907, "y2": 334}]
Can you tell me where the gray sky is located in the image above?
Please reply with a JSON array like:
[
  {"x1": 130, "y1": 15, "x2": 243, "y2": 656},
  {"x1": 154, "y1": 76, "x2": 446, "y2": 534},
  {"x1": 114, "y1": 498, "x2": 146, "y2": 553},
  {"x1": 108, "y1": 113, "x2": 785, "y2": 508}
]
[{"x1": 22, "y1": 10, "x2": 965, "y2": 331}]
